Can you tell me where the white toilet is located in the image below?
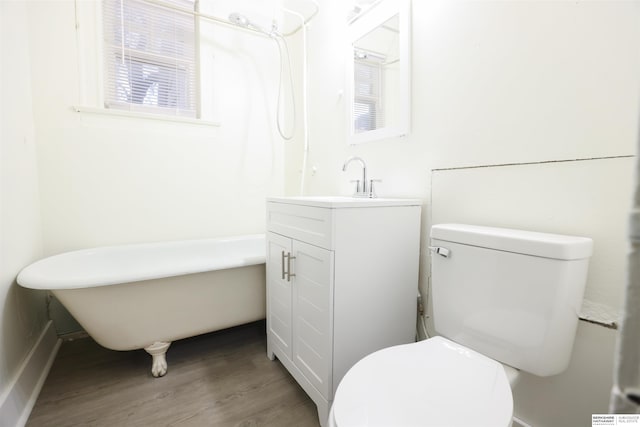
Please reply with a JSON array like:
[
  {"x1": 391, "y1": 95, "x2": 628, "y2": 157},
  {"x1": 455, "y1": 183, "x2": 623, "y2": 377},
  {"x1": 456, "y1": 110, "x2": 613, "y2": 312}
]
[{"x1": 329, "y1": 223, "x2": 593, "y2": 427}]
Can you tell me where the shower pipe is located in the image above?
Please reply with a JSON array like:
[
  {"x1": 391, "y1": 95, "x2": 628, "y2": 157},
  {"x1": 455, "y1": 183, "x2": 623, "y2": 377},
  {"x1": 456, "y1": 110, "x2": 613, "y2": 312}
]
[
  {"x1": 284, "y1": 8, "x2": 310, "y2": 195},
  {"x1": 226, "y1": 7, "x2": 312, "y2": 189},
  {"x1": 140, "y1": 0, "x2": 319, "y2": 38},
  {"x1": 274, "y1": 32, "x2": 297, "y2": 141},
  {"x1": 226, "y1": 12, "x2": 296, "y2": 141}
]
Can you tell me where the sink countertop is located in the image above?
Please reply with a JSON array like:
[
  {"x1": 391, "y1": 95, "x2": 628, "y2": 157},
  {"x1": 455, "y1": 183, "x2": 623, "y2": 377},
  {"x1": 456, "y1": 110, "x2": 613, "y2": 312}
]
[{"x1": 267, "y1": 196, "x2": 422, "y2": 208}]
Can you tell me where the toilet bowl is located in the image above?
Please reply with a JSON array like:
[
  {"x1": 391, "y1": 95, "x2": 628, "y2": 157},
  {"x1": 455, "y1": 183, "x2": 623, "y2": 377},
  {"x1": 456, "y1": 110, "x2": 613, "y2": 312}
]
[
  {"x1": 329, "y1": 337, "x2": 513, "y2": 427},
  {"x1": 328, "y1": 224, "x2": 593, "y2": 427}
]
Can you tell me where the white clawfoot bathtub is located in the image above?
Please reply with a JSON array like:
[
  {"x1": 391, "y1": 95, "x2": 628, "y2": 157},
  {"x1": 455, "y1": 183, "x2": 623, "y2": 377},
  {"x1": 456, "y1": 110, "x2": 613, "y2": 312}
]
[{"x1": 17, "y1": 234, "x2": 266, "y2": 377}]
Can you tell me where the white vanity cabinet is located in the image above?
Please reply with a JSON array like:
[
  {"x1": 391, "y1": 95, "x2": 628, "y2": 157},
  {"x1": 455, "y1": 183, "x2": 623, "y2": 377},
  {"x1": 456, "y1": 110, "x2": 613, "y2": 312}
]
[{"x1": 266, "y1": 197, "x2": 421, "y2": 426}]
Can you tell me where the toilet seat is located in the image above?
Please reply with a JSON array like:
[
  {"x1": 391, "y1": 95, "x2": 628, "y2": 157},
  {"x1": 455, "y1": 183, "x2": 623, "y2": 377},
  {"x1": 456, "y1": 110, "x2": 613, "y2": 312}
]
[{"x1": 331, "y1": 336, "x2": 513, "y2": 427}]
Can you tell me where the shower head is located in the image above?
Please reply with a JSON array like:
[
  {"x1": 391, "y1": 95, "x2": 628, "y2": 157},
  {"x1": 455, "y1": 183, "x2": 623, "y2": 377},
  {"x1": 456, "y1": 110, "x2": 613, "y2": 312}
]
[{"x1": 228, "y1": 12, "x2": 250, "y2": 28}]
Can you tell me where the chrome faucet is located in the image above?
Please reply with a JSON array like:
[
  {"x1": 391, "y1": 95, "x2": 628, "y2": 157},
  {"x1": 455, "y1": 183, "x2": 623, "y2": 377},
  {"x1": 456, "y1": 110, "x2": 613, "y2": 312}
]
[{"x1": 342, "y1": 156, "x2": 379, "y2": 198}]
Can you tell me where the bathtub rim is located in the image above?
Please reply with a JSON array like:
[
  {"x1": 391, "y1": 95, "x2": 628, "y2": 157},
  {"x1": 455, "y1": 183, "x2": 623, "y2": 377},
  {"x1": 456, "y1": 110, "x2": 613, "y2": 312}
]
[{"x1": 17, "y1": 233, "x2": 266, "y2": 291}]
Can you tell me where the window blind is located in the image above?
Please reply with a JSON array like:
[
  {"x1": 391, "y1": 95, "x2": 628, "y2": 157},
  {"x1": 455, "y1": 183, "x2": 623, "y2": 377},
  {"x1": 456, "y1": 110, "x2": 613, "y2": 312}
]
[{"x1": 103, "y1": 0, "x2": 197, "y2": 117}]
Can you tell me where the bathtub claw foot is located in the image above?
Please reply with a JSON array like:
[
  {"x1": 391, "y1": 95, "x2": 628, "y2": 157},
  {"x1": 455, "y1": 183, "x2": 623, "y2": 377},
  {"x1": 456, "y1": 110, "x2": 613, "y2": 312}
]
[{"x1": 145, "y1": 341, "x2": 171, "y2": 377}]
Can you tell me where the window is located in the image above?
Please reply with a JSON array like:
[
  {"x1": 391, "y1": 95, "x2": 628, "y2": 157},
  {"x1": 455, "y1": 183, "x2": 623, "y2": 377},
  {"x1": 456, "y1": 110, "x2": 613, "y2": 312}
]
[
  {"x1": 102, "y1": 0, "x2": 197, "y2": 118},
  {"x1": 353, "y1": 49, "x2": 384, "y2": 133}
]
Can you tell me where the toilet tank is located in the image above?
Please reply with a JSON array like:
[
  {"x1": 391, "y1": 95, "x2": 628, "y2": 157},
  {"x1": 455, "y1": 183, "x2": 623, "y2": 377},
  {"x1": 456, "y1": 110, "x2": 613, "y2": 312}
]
[{"x1": 430, "y1": 224, "x2": 593, "y2": 377}]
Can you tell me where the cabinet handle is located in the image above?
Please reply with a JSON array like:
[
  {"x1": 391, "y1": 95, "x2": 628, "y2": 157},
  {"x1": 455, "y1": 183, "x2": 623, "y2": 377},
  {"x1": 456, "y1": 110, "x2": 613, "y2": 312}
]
[
  {"x1": 281, "y1": 251, "x2": 296, "y2": 282},
  {"x1": 281, "y1": 250, "x2": 286, "y2": 280},
  {"x1": 286, "y1": 252, "x2": 296, "y2": 282}
]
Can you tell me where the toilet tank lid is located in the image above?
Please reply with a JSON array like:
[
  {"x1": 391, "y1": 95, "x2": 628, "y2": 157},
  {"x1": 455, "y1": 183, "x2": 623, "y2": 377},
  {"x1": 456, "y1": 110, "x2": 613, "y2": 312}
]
[{"x1": 431, "y1": 224, "x2": 593, "y2": 260}]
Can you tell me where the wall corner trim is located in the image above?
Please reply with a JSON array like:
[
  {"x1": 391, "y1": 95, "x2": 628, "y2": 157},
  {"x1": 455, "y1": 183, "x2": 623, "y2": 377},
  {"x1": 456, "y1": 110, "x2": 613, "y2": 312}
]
[{"x1": 0, "y1": 321, "x2": 61, "y2": 427}]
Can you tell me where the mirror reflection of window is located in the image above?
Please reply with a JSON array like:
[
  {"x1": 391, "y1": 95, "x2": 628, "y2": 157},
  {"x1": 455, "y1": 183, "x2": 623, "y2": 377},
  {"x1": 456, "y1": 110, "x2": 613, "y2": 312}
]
[{"x1": 354, "y1": 50, "x2": 384, "y2": 133}]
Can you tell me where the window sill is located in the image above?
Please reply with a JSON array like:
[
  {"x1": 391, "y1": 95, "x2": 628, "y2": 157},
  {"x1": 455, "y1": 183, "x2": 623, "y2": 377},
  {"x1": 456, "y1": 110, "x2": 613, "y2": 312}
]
[{"x1": 72, "y1": 106, "x2": 220, "y2": 127}]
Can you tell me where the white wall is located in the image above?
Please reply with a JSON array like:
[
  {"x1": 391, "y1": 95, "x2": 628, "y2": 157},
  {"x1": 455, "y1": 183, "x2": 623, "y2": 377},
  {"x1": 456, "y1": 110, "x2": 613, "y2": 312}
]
[
  {"x1": 293, "y1": 1, "x2": 640, "y2": 426},
  {"x1": 27, "y1": 0, "x2": 287, "y2": 257},
  {"x1": 0, "y1": 0, "x2": 49, "y2": 418}
]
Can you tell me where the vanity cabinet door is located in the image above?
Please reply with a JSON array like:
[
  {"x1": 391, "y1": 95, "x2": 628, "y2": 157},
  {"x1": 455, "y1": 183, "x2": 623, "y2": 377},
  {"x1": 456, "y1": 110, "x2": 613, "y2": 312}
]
[
  {"x1": 291, "y1": 240, "x2": 334, "y2": 400},
  {"x1": 266, "y1": 232, "x2": 293, "y2": 360}
]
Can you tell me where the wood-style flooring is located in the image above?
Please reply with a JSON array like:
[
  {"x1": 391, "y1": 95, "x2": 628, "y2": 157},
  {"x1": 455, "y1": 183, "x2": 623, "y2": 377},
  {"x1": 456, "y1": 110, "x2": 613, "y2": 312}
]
[{"x1": 27, "y1": 321, "x2": 321, "y2": 427}]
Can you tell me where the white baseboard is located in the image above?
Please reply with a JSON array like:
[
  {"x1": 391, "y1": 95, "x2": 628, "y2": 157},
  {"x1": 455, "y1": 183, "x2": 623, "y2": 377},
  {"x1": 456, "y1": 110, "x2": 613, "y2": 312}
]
[{"x1": 0, "y1": 320, "x2": 61, "y2": 427}]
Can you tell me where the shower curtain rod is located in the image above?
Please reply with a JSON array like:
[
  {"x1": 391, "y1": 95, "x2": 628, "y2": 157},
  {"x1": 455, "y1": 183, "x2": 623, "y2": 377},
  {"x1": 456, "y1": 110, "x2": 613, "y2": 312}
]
[{"x1": 141, "y1": 0, "x2": 319, "y2": 37}]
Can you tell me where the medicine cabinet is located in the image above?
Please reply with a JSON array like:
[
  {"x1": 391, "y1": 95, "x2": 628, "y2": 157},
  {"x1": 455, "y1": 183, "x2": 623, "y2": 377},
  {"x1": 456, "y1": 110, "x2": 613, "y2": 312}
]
[{"x1": 347, "y1": 0, "x2": 411, "y2": 145}]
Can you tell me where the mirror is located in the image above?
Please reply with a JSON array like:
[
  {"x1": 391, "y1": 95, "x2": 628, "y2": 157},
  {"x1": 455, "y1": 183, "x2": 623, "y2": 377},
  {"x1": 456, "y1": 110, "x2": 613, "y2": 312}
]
[{"x1": 347, "y1": 0, "x2": 410, "y2": 144}]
